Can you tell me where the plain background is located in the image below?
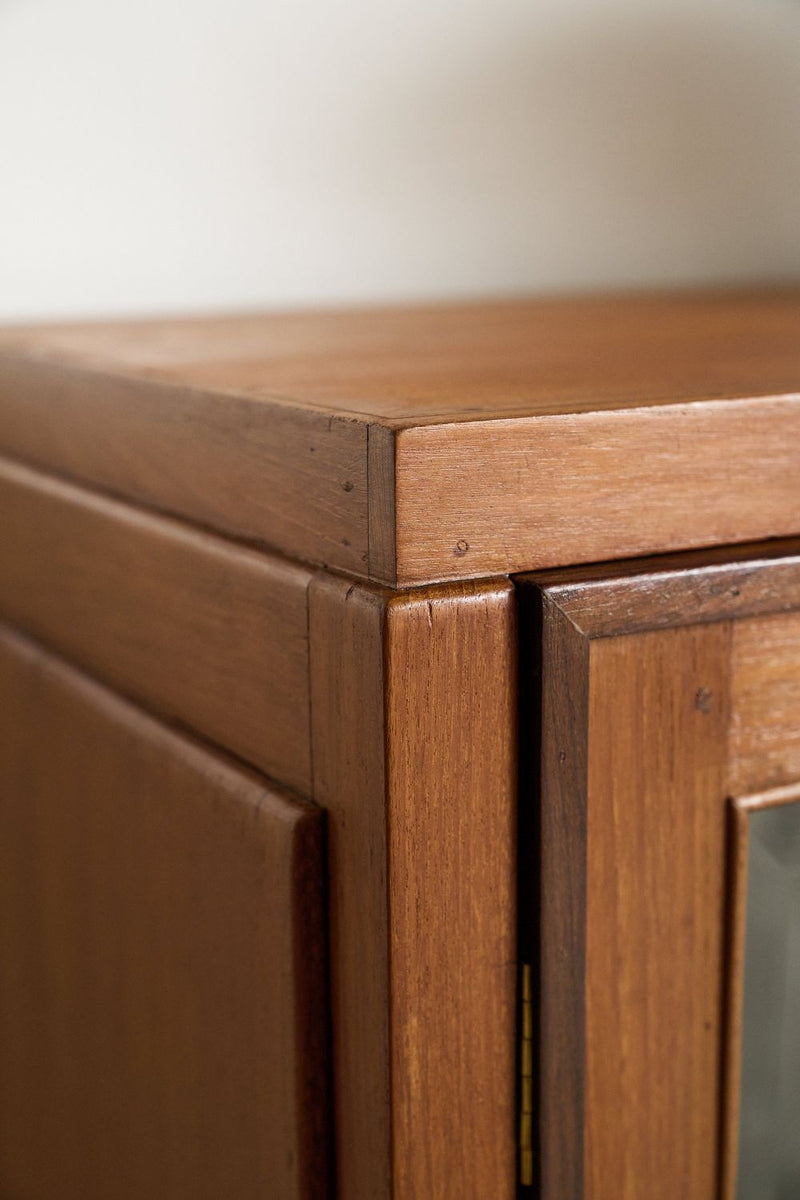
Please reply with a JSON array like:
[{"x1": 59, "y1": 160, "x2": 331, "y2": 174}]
[{"x1": 1, "y1": 0, "x2": 799, "y2": 321}]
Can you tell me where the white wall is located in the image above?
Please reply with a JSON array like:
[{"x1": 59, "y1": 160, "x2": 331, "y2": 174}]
[{"x1": 1, "y1": 0, "x2": 799, "y2": 320}]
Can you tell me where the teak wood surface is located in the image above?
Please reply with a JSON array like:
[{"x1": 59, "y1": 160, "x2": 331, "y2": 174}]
[
  {"x1": 0, "y1": 454, "x2": 313, "y2": 791},
  {"x1": 4, "y1": 287, "x2": 800, "y2": 1199},
  {"x1": 0, "y1": 445, "x2": 521, "y2": 1198},
  {"x1": 0, "y1": 624, "x2": 328, "y2": 1200},
  {"x1": 309, "y1": 575, "x2": 517, "y2": 1199},
  {"x1": 521, "y1": 544, "x2": 800, "y2": 1200},
  {"x1": 1, "y1": 289, "x2": 799, "y2": 584}
]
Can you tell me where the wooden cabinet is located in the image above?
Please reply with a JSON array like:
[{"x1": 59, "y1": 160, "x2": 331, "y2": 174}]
[{"x1": 1, "y1": 291, "x2": 799, "y2": 1197}]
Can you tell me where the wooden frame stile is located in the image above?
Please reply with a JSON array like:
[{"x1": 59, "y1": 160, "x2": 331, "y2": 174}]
[
  {"x1": 518, "y1": 540, "x2": 800, "y2": 1200},
  {"x1": 309, "y1": 574, "x2": 518, "y2": 1198}
]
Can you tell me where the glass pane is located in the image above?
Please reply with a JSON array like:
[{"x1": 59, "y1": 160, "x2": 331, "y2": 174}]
[{"x1": 738, "y1": 801, "x2": 800, "y2": 1200}]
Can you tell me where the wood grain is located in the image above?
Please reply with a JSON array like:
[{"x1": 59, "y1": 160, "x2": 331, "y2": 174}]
[
  {"x1": 0, "y1": 624, "x2": 328, "y2": 1200},
  {"x1": 530, "y1": 538, "x2": 800, "y2": 638},
  {"x1": 0, "y1": 353, "x2": 369, "y2": 574},
  {"x1": 528, "y1": 585, "x2": 732, "y2": 1200},
  {"x1": 394, "y1": 395, "x2": 800, "y2": 583},
  {"x1": 522, "y1": 548, "x2": 800, "y2": 1200},
  {"x1": 2, "y1": 289, "x2": 800, "y2": 585},
  {"x1": 366, "y1": 422, "x2": 396, "y2": 585},
  {"x1": 2, "y1": 290, "x2": 798, "y2": 422},
  {"x1": 521, "y1": 561, "x2": 766, "y2": 1200},
  {"x1": 0, "y1": 455, "x2": 312, "y2": 792},
  {"x1": 538, "y1": 594, "x2": 589, "y2": 1200},
  {"x1": 309, "y1": 576, "x2": 517, "y2": 1199},
  {"x1": 309, "y1": 575, "x2": 391, "y2": 1200},
  {"x1": 584, "y1": 625, "x2": 730, "y2": 1200},
  {"x1": 384, "y1": 581, "x2": 517, "y2": 1198},
  {"x1": 730, "y1": 612, "x2": 800, "y2": 794}
]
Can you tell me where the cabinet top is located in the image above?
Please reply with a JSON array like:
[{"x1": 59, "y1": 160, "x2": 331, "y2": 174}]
[{"x1": 1, "y1": 289, "x2": 799, "y2": 586}]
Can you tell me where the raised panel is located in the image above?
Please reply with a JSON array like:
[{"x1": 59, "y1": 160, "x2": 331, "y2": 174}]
[{"x1": 0, "y1": 625, "x2": 327, "y2": 1199}]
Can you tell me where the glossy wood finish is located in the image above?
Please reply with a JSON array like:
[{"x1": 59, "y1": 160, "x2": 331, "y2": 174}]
[
  {"x1": 521, "y1": 544, "x2": 800, "y2": 1200},
  {"x1": 0, "y1": 625, "x2": 328, "y2": 1199},
  {"x1": 2, "y1": 290, "x2": 799, "y2": 584},
  {"x1": 309, "y1": 576, "x2": 517, "y2": 1199},
  {"x1": 0, "y1": 455, "x2": 312, "y2": 791}
]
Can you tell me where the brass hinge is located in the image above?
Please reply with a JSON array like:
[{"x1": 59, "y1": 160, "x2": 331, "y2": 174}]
[{"x1": 519, "y1": 962, "x2": 534, "y2": 1187}]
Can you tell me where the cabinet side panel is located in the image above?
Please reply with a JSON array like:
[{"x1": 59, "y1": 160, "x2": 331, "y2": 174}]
[
  {"x1": 584, "y1": 625, "x2": 730, "y2": 1200},
  {"x1": 0, "y1": 625, "x2": 328, "y2": 1200},
  {"x1": 309, "y1": 576, "x2": 392, "y2": 1200},
  {"x1": 385, "y1": 581, "x2": 517, "y2": 1198}
]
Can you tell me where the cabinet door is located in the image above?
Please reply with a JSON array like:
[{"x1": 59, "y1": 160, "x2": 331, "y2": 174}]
[
  {"x1": 0, "y1": 625, "x2": 328, "y2": 1200},
  {"x1": 518, "y1": 544, "x2": 800, "y2": 1200}
]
